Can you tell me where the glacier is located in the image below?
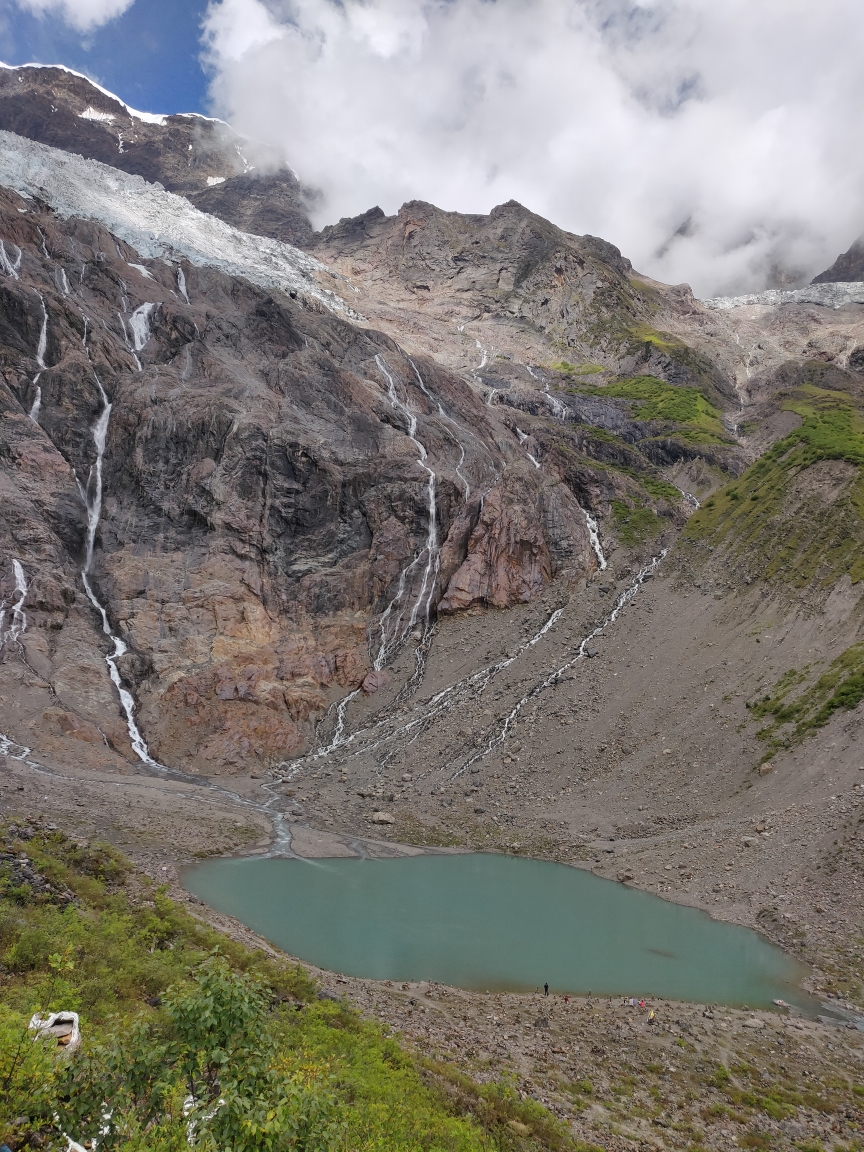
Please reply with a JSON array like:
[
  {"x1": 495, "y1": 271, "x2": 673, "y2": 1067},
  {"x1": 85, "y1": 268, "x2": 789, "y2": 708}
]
[
  {"x1": 0, "y1": 130, "x2": 360, "y2": 319},
  {"x1": 702, "y1": 282, "x2": 864, "y2": 311}
]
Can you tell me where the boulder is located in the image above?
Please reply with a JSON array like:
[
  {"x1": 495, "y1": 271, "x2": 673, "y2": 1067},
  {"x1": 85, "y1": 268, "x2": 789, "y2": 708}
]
[
  {"x1": 361, "y1": 670, "x2": 390, "y2": 695},
  {"x1": 370, "y1": 811, "x2": 395, "y2": 825}
]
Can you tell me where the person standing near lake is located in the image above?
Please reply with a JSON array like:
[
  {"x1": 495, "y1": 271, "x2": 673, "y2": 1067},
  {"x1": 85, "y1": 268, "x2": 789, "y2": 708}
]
[{"x1": 544, "y1": 983, "x2": 549, "y2": 996}]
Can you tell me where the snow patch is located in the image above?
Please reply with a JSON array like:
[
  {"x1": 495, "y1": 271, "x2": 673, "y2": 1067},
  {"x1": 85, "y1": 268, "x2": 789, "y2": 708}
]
[
  {"x1": 127, "y1": 262, "x2": 154, "y2": 280},
  {"x1": 206, "y1": 176, "x2": 226, "y2": 186},
  {"x1": 79, "y1": 106, "x2": 115, "y2": 123}
]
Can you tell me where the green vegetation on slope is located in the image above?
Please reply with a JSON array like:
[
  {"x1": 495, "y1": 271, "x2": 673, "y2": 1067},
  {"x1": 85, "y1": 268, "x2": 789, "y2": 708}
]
[
  {"x1": 610, "y1": 499, "x2": 663, "y2": 546},
  {"x1": 683, "y1": 377, "x2": 864, "y2": 588},
  {"x1": 566, "y1": 375, "x2": 728, "y2": 445},
  {"x1": 547, "y1": 362, "x2": 604, "y2": 376},
  {"x1": 746, "y1": 641, "x2": 864, "y2": 760},
  {"x1": 538, "y1": 431, "x2": 684, "y2": 547},
  {"x1": 0, "y1": 821, "x2": 569, "y2": 1152}
]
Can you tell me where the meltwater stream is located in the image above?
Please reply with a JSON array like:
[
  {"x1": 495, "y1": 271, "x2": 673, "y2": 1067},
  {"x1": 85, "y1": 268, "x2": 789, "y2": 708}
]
[
  {"x1": 28, "y1": 291, "x2": 48, "y2": 422},
  {"x1": 78, "y1": 371, "x2": 161, "y2": 766},
  {"x1": 183, "y1": 852, "x2": 815, "y2": 1011},
  {"x1": 371, "y1": 355, "x2": 441, "y2": 670}
]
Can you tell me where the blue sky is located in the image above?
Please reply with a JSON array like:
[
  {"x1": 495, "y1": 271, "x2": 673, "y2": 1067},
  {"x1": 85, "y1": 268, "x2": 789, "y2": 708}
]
[{"x1": 1, "y1": 0, "x2": 209, "y2": 114}]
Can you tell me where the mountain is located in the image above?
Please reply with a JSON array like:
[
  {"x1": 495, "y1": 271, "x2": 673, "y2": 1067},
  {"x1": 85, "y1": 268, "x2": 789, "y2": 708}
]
[
  {"x1": 812, "y1": 235, "x2": 864, "y2": 284},
  {"x1": 2, "y1": 66, "x2": 864, "y2": 1146},
  {"x1": 0, "y1": 63, "x2": 315, "y2": 246}
]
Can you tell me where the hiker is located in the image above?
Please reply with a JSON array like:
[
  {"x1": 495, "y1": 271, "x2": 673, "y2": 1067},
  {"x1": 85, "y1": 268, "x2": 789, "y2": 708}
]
[
  {"x1": 648, "y1": 1010, "x2": 656, "y2": 1024},
  {"x1": 544, "y1": 983, "x2": 549, "y2": 997},
  {"x1": 563, "y1": 995, "x2": 569, "y2": 1004}
]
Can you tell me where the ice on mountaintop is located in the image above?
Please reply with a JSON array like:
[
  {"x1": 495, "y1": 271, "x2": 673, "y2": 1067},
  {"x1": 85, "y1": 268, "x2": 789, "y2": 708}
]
[
  {"x1": 0, "y1": 62, "x2": 169, "y2": 126},
  {"x1": 0, "y1": 131, "x2": 361, "y2": 319}
]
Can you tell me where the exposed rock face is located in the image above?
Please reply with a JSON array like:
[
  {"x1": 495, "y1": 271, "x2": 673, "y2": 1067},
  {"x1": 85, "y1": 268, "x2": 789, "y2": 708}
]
[
  {"x1": 812, "y1": 237, "x2": 864, "y2": 284},
  {"x1": 313, "y1": 199, "x2": 734, "y2": 408},
  {"x1": 0, "y1": 180, "x2": 596, "y2": 773},
  {"x1": 0, "y1": 65, "x2": 315, "y2": 247},
  {"x1": 439, "y1": 474, "x2": 593, "y2": 614}
]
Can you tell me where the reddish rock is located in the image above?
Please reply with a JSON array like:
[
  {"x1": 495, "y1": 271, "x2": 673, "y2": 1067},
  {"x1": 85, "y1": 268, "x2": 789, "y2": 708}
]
[
  {"x1": 439, "y1": 482, "x2": 552, "y2": 613},
  {"x1": 361, "y1": 670, "x2": 390, "y2": 695}
]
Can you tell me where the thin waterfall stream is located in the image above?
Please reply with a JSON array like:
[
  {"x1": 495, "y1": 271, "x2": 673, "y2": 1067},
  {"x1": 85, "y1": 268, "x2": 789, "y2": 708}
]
[
  {"x1": 371, "y1": 354, "x2": 440, "y2": 671},
  {"x1": 0, "y1": 558, "x2": 29, "y2": 648},
  {"x1": 28, "y1": 291, "x2": 48, "y2": 422},
  {"x1": 78, "y1": 371, "x2": 162, "y2": 767}
]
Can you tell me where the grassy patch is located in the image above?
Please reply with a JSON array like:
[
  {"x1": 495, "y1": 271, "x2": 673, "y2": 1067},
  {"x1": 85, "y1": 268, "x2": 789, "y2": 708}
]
[
  {"x1": 567, "y1": 375, "x2": 728, "y2": 444},
  {"x1": 548, "y1": 361, "x2": 605, "y2": 375},
  {"x1": 705, "y1": 1061, "x2": 805, "y2": 1125},
  {"x1": 392, "y1": 816, "x2": 464, "y2": 848},
  {"x1": 683, "y1": 378, "x2": 864, "y2": 588},
  {"x1": 0, "y1": 819, "x2": 564, "y2": 1151},
  {"x1": 612, "y1": 498, "x2": 663, "y2": 545},
  {"x1": 747, "y1": 642, "x2": 864, "y2": 759}
]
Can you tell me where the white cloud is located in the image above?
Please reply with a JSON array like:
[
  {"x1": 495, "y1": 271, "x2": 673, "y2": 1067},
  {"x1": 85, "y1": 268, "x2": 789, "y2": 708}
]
[
  {"x1": 14, "y1": 0, "x2": 135, "y2": 32},
  {"x1": 202, "y1": 0, "x2": 864, "y2": 297}
]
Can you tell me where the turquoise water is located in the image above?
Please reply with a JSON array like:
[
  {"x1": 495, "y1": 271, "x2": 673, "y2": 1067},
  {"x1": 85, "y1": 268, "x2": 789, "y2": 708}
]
[{"x1": 183, "y1": 852, "x2": 812, "y2": 1009}]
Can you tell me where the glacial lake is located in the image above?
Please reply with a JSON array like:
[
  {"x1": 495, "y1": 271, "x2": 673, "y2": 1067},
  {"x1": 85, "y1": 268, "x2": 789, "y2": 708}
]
[{"x1": 183, "y1": 852, "x2": 813, "y2": 1010}]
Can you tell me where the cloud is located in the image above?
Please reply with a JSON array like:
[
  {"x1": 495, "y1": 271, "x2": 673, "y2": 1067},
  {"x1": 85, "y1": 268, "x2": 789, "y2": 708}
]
[
  {"x1": 202, "y1": 0, "x2": 864, "y2": 297},
  {"x1": 13, "y1": 0, "x2": 135, "y2": 33}
]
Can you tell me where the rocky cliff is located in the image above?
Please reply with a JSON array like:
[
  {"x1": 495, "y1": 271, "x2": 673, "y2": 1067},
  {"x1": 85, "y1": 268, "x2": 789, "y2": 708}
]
[{"x1": 0, "y1": 156, "x2": 608, "y2": 775}]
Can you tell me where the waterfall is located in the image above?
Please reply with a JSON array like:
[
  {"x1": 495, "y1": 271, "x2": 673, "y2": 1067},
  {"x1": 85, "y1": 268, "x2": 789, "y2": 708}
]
[
  {"x1": 584, "y1": 510, "x2": 608, "y2": 571},
  {"x1": 371, "y1": 355, "x2": 441, "y2": 670},
  {"x1": 129, "y1": 302, "x2": 157, "y2": 350},
  {"x1": 176, "y1": 267, "x2": 190, "y2": 303},
  {"x1": 515, "y1": 427, "x2": 541, "y2": 469},
  {"x1": 34, "y1": 293, "x2": 47, "y2": 368},
  {"x1": 118, "y1": 302, "x2": 156, "y2": 370},
  {"x1": 288, "y1": 602, "x2": 567, "y2": 774},
  {"x1": 0, "y1": 559, "x2": 28, "y2": 649},
  {"x1": 408, "y1": 357, "x2": 471, "y2": 498},
  {"x1": 0, "y1": 240, "x2": 21, "y2": 279},
  {"x1": 78, "y1": 374, "x2": 162, "y2": 767},
  {"x1": 28, "y1": 291, "x2": 48, "y2": 423}
]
